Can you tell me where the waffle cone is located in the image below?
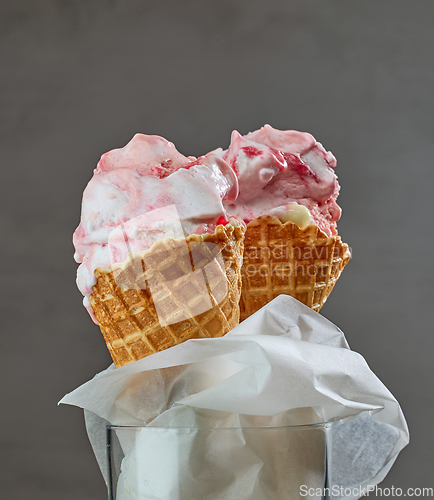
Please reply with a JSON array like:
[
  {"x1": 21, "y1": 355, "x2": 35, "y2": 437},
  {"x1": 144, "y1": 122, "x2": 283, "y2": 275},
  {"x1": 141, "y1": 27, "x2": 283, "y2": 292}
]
[
  {"x1": 240, "y1": 215, "x2": 350, "y2": 321},
  {"x1": 91, "y1": 220, "x2": 245, "y2": 367}
]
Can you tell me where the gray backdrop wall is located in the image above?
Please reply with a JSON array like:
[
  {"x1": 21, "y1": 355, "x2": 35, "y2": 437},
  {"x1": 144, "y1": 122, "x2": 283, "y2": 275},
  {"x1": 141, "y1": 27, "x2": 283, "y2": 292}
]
[{"x1": 1, "y1": 1, "x2": 433, "y2": 498}]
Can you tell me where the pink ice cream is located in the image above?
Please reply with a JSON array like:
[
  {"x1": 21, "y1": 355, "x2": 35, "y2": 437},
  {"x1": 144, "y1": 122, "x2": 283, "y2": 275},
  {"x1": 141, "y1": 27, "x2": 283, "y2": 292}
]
[
  {"x1": 213, "y1": 124, "x2": 341, "y2": 237},
  {"x1": 74, "y1": 126, "x2": 341, "y2": 321},
  {"x1": 73, "y1": 134, "x2": 238, "y2": 320}
]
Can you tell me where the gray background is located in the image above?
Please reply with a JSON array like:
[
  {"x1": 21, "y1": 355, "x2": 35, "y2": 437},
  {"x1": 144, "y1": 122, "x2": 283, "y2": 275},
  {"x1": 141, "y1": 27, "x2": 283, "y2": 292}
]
[{"x1": 1, "y1": 1, "x2": 433, "y2": 498}]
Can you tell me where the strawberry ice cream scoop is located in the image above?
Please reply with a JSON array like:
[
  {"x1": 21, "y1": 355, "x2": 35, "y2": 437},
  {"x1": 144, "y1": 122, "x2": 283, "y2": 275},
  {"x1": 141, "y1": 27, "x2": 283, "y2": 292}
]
[
  {"x1": 216, "y1": 124, "x2": 341, "y2": 236},
  {"x1": 73, "y1": 134, "x2": 238, "y2": 320}
]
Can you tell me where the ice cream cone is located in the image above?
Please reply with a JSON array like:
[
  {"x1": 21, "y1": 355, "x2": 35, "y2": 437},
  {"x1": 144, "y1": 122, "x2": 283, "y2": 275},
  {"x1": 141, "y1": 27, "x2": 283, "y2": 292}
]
[
  {"x1": 90, "y1": 220, "x2": 245, "y2": 367},
  {"x1": 240, "y1": 215, "x2": 350, "y2": 321}
]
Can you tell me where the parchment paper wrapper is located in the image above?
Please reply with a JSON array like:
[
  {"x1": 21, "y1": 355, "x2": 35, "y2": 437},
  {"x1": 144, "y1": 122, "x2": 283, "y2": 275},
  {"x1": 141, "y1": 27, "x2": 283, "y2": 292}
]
[{"x1": 60, "y1": 295, "x2": 409, "y2": 500}]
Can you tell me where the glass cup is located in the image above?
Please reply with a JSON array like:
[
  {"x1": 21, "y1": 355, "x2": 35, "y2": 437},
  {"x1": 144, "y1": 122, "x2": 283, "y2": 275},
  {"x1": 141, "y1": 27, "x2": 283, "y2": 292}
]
[{"x1": 107, "y1": 423, "x2": 333, "y2": 500}]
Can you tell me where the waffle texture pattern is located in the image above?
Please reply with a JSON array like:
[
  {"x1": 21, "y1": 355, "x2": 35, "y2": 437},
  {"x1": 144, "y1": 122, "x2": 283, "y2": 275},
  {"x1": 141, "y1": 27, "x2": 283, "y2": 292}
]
[
  {"x1": 91, "y1": 221, "x2": 244, "y2": 367},
  {"x1": 240, "y1": 215, "x2": 350, "y2": 321}
]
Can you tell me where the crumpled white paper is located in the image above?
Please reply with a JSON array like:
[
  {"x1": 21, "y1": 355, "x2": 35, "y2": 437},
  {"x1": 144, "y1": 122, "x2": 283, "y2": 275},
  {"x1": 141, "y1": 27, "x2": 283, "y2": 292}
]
[{"x1": 60, "y1": 295, "x2": 409, "y2": 500}]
